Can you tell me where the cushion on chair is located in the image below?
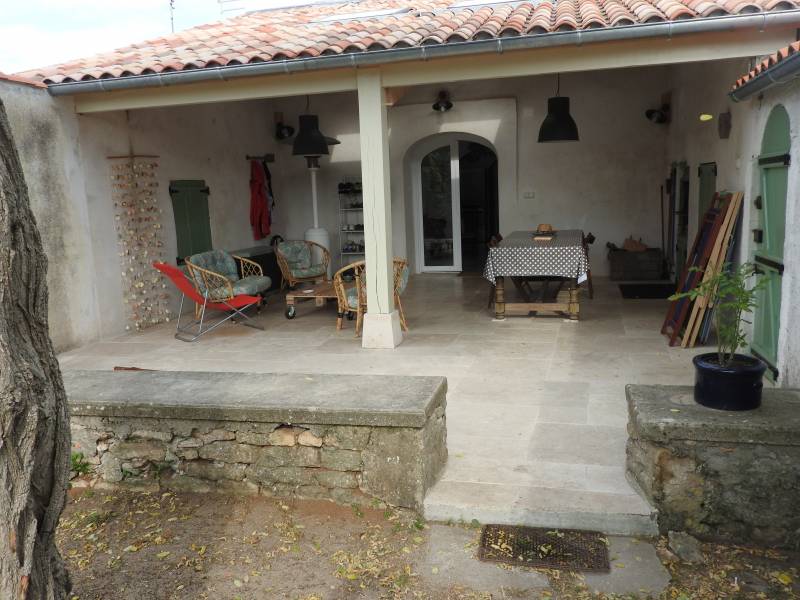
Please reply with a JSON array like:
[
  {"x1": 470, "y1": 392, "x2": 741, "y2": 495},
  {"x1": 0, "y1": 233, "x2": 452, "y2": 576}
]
[
  {"x1": 189, "y1": 249, "x2": 240, "y2": 281},
  {"x1": 345, "y1": 286, "x2": 359, "y2": 310},
  {"x1": 278, "y1": 241, "x2": 312, "y2": 273},
  {"x1": 397, "y1": 264, "x2": 410, "y2": 295},
  {"x1": 208, "y1": 275, "x2": 272, "y2": 302},
  {"x1": 291, "y1": 264, "x2": 326, "y2": 279}
]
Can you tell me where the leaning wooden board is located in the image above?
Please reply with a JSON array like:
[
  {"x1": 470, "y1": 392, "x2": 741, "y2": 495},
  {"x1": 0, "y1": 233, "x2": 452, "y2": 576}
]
[
  {"x1": 681, "y1": 192, "x2": 743, "y2": 347},
  {"x1": 661, "y1": 193, "x2": 732, "y2": 346}
]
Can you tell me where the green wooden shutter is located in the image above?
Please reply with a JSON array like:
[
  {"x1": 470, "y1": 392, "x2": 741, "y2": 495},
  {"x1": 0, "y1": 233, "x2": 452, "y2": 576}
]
[
  {"x1": 697, "y1": 162, "x2": 717, "y2": 224},
  {"x1": 169, "y1": 180, "x2": 213, "y2": 262},
  {"x1": 751, "y1": 105, "x2": 790, "y2": 379}
]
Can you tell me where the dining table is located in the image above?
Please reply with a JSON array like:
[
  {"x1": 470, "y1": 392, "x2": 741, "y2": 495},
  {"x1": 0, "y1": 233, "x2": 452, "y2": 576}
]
[{"x1": 483, "y1": 229, "x2": 590, "y2": 320}]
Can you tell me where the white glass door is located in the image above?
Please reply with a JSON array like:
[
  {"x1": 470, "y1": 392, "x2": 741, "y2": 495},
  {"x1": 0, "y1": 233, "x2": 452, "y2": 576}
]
[{"x1": 415, "y1": 141, "x2": 462, "y2": 272}]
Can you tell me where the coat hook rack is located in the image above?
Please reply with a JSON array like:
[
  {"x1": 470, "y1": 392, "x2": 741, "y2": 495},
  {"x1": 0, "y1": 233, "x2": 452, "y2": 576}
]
[{"x1": 245, "y1": 153, "x2": 275, "y2": 162}]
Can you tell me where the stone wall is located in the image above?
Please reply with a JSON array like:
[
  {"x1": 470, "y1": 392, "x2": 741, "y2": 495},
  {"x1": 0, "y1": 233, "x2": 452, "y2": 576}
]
[
  {"x1": 626, "y1": 385, "x2": 800, "y2": 548},
  {"x1": 65, "y1": 370, "x2": 448, "y2": 512}
]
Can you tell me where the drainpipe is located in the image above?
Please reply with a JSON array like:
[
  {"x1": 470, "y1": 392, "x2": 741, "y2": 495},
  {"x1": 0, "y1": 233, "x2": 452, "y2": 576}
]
[
  {"x1": 45, "y1": 11, "x2": 800, "y2": 97},
  {"x1": 729, "y1": 49, "x2": 800, "y2": 101}
]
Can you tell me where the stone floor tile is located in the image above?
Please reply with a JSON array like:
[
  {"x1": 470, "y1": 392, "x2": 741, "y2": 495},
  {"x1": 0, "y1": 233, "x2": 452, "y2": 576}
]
[{"x1": 583, "y1": 536, "x2": 671, "y2": 596}]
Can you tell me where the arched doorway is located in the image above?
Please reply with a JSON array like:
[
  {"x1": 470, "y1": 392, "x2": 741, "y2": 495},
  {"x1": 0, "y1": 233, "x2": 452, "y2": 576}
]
[
  {"x1": 410, "y1": 134, "x2": 498, "y2": 272},
  {"x1": 751, "y1": 105, "x2": 790, "y2": 379}
]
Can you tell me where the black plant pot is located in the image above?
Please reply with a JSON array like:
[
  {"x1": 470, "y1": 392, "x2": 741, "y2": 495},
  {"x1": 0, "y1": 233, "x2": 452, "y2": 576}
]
[{"x1": 693, "y1": 352, "x2": 766, "y2": 411}]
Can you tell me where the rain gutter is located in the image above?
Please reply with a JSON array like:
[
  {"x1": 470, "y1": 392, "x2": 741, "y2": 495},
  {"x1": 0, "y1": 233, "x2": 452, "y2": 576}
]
[
  {"x1": 729, "y1": 47, "x2": 800, "y2": 101},
  {"x1": 46, "y1": 10, "x2": 800, "y2": 97}
]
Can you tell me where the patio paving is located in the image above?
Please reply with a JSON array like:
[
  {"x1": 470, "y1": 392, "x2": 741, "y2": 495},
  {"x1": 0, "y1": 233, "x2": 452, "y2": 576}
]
[{"x1": 58, "y1": 274, "x2": 709, "y2": 535}]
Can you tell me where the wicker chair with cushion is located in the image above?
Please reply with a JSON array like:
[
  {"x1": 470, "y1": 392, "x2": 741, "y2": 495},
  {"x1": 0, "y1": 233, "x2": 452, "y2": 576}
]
[
  {"x1": 186, "y1": 249, "x2": 272, "y2": 302},
  {"x1": 275, "y1": 240, "x2": 330, "y2": 288},
  {"x1": 333, "y1": 258, "x2": 409, "y2": 336},
  {"x1": 154, "y1": 257, "x2": 269, "y2": 342}
]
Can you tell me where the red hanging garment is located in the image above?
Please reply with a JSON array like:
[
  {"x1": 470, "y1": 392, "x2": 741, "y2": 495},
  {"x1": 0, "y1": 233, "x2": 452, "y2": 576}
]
[{"x1": 249, "y1": 160, "x2": 271, "y2": 240}]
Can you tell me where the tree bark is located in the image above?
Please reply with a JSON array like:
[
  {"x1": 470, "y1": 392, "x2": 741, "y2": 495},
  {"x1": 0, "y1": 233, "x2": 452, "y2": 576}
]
[{"x1": 0, "y1": 99, "x2": 72, "y2": 598}]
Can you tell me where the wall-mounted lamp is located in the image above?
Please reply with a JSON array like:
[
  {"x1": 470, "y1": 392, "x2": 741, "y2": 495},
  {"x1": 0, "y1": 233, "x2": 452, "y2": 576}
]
[
  {"x1": 432, "y1": 90, "x2": 453, "y2": 112},
  {"x1": 645, "y1": 104, "x2": 671, "y2": 124},
  {"x1": 699, "y1": 113, "x2": 714, "y2": 122}
]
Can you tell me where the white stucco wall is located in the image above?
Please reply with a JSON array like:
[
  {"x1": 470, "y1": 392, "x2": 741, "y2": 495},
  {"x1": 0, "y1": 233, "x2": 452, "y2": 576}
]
[
  {"x1": 667, "y1": 59, "x2": 800, "y2": 387},
  {"x1": 0, "y1": 80, "x2": 101, "y2": 351},
  {"x1": 74, "y1": 101, "x2": 277, "y2": 337},
  {"x1": 270, "y1": 68, "x2": 670, "y2": 275}
]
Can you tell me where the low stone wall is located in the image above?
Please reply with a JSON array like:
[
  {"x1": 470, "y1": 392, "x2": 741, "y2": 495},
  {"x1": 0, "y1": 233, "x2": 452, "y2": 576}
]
[
  {"x1": 626, "y1": 385, "x2": 800, "y2": 548},
  {"x1": 65, "y1": 370, "x2": 448, "y2": 511}
]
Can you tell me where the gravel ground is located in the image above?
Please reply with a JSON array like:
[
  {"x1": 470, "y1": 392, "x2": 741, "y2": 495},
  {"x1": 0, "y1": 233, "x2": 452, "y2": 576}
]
[{"x1": 57, "y1": 489, "x2": 799, "y2": 600}]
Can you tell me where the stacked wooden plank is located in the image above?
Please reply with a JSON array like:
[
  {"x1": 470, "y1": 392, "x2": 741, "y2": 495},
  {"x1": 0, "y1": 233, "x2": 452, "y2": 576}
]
[
  {"x1": 661, "y1": 191, "x2": 743, "y2": 347},
  {"x1": 681, "y1": 192, "x2": 743, "y2": 347}
]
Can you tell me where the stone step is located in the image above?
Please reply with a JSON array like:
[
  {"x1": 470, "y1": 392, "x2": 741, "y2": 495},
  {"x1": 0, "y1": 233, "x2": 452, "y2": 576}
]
[{"x1": 423, "y1": 480, "x2": 658, "y2": 537}]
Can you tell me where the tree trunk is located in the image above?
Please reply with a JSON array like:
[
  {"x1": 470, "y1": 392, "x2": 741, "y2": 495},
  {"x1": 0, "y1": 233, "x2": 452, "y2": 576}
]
[{"x1": 0, "y1": 99, "x2": 72, "y2": 598}]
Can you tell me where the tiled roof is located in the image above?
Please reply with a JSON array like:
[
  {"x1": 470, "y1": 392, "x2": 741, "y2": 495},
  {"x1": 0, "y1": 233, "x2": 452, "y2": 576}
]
[
  {"x1": 732, "y1": 40, "x2": 800, "y2": 89},
  {"x1": 19, "y1": 0, "x2": 800, "y2": 84},
  {"x1": 0, "y1": 71, "x2": 47, "y2": 88}
]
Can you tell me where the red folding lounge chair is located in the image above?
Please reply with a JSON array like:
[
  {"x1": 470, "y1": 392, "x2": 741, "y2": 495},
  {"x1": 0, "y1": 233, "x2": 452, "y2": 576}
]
[{"x1": 153, "y1": 261, "x2": 265, "y2": 342}]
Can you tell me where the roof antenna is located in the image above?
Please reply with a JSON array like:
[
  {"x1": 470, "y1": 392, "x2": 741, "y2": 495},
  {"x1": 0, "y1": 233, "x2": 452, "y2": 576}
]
[{"x1": 170, "y1": 0, "x2": 175, "y2": 33}]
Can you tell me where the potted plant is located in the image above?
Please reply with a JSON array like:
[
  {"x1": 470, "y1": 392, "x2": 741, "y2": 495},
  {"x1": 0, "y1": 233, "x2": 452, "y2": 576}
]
[{"x1": 670, "y1": 262, "x2": 767, "y2": 411}]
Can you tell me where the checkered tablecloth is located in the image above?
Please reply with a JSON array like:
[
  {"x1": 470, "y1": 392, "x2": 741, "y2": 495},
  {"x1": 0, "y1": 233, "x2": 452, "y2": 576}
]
[{"x1": 483, "y1": 230, "x2": 590, "y2": 284}]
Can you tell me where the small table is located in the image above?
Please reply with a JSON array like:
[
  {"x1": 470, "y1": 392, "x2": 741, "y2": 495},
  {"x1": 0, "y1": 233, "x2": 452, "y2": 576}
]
[
  {"x1": 484, "y1": 230, "x2": 589, "y2": 320},
  {"x1": 284, "y1": 281, "x2": 337, "y2": 319}
]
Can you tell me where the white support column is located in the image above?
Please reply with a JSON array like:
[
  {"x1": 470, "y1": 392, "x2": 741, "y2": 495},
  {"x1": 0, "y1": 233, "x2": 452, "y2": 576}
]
[{"x1": 357, "y1": 69, "x2": 402, "y2": 349}]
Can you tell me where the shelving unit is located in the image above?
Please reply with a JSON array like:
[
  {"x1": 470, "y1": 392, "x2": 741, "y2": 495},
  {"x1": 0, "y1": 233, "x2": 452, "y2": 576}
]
[{"x1": 338, "y1": 179, "x2": 365, "y2": 268}]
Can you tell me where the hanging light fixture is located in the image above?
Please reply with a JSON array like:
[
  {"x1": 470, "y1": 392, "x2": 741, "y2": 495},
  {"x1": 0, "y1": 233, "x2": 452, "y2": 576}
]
[
  {"x1": 432, "y1": 90, "x2": 453, "y2": 112},
  {"x1": 537, "y1": 74, "x2": 579, "y2": 143}
]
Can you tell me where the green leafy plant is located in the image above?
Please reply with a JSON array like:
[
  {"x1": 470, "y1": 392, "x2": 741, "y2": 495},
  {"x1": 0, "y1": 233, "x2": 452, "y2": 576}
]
[
  {"x1": 70, "y1": 452, "x2": 91, "y2": 476},
  {"x1": 670, "y1": 262, "x2": 766, "y2": 367}
]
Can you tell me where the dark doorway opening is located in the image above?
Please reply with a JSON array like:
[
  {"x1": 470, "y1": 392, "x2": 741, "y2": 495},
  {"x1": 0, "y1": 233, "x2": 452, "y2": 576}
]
[{"x1": 459, "y1": 141, "x2": 499, "y2": 273}]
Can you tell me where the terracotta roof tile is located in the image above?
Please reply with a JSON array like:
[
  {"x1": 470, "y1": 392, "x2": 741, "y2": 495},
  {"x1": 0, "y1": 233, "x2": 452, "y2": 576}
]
[
  {"x1": 17, "y1": 0, "x2": 800, "y2": 84},
  {"x1": 732, "y1": 40, "x2": 800, "y2": 89}
]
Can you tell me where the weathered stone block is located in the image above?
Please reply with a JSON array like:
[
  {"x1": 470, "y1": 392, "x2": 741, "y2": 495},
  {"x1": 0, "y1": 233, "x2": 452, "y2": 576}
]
[
  {"x1": 236, "y1": 431, "x2": 270, "y2": 446},
  {"x1": 258, "y1": 446, "x2": 320, "y2": 468},
  {"x1": 321, "y1": 449, "x2": 362, "y2": 471},
  {"x1": 184, "y1": 460, "x2": 246, "y2": 482},
  {"x1": 177, "y1": 438, "x2": 203, "y2": 449},
  {"x1": 626, "y1": 385, "x2": 800, "y2": 548},
  {"x1": 66, "y1": 370, "x2": 448, "y2": 510},
  {"x1": 200, "y1": 429, "x2": 236, "y2": 443},
  {"x1": 298, "y1": 430, "x2": 323, "y2": 447},
  {"x1": 315, "y1": 470, "x2": 359, "y2": 489},
  {"x1": 130, "y1": 430, "x2": 173, "y2": 442},
  {"x1": 268, "y1": 426, "x2": 304, "y2": 447},
  {"x1": 100, "y1": 453, "x2": 123, "y2": 483},
  {"x1": 71, "y1": 425, "x2": 100, "y2": 458},
  {"x1": 198, "y1": 441, "x2": 259, "y2": 464},
  {"x1": 323, "y1": 426, "x2": 371, "y2": 450},
  {"x1": 111, "y1": 440, "x2": 166, "y2": 462}
]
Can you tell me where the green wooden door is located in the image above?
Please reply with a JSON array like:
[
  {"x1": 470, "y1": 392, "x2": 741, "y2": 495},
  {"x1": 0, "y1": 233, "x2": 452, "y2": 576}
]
[
  {"x1": 751, "y1": 105, "x2": 790, "y2": 377},
  {"x1": 697, "y1": 162, "x2": 717, "y2": 223},
  {"x1": 169, "y1": 180, "x2": 213, "y2": 262}
]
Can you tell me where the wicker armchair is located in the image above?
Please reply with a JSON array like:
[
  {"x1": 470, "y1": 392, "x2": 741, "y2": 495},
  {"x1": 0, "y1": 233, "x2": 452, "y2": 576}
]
[
  {"x1": 185, "y1": 249, "x2": 271, "y2": 304},
  {"x1": 155, "y1": 252, "x2": 270, "y2": 342},
  {"x1": 333, "y1": 258, "x2": 409, "y2": 336},
  {"x1": 275, "y1": 240, "x2": 330, "y2": 288}
]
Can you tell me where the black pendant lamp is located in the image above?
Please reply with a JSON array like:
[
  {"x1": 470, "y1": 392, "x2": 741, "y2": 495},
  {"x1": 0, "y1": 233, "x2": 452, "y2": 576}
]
[
  {"x1": 292, "y1": 97, "x2": 340, "y2": 166},
  {"x1": 537, "y1": 74, "x2": 579, "y2": 143},
  {"x1": 293, "y1": 114, "x2": 330, "y2": 158}
]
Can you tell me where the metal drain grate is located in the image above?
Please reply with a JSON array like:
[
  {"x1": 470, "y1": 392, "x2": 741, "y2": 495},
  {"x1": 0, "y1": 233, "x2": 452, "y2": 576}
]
[{"x1": 478, "y1": 524, "x2": 610, "y2": 572}]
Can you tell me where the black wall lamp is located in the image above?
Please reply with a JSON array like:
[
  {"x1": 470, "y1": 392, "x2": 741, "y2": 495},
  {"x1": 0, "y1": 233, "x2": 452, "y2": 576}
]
[
  {"x1": 645, "y1": 104, "x2": 671, "y2": 124},
  {"x1": 432, "y1": 90, "x2": 453, "y2": 112},
  {"x1": 538, "y1": 74, "x2": 579, "y2": 143}
]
